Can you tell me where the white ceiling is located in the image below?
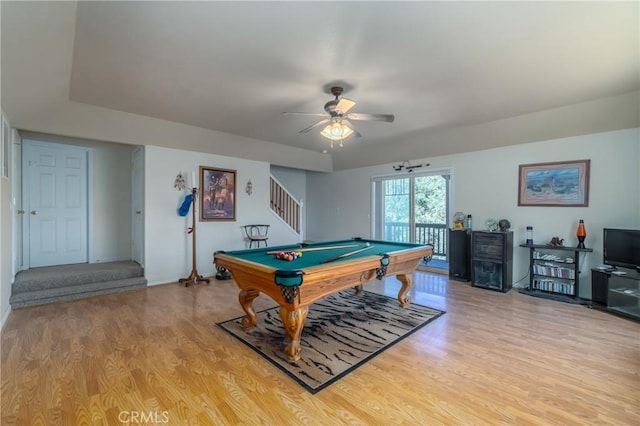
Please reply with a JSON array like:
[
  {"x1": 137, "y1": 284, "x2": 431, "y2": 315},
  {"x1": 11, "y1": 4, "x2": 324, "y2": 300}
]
[{"x1": 2, "y1": 1, "x2": 639, "y2": 167}]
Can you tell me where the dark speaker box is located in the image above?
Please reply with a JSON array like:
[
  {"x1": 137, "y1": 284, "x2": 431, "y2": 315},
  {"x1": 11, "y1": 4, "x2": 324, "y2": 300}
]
[
  {"x1": 448, "y1": 229, "x2": 471, "y2": 282},
  {"x1": 591, "y1": 269, "x2": 608, "y2": 306},
  {"x1": 471, "y1": 231, "x2": 514, "y2": 292}
]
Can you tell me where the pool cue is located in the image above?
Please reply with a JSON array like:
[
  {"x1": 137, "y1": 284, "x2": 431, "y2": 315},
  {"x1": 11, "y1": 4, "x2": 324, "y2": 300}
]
[
  {"x1": 265, "y1": 244, "x2": 360, "y2": 255},
  {"x1": 319, "y1": 245, "x2": 374, "y2": 264}
]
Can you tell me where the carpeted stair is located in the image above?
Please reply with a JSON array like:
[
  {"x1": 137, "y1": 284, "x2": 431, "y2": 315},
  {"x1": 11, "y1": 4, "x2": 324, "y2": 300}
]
[{"x1": 10, "y1": 261, "x2": 147, "y2": 308}]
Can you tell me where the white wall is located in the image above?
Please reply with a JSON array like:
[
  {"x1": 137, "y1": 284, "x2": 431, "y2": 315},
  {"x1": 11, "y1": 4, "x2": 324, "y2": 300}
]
[
  {"x1": 91, "y1": 142, "x2": 133, "y2": 262},
  {"x1": 143, "y1": 146, "x2": 300, "y2": 285},
  {"x1": 307, "y1": 128, "x2": 640, "y2": 298}
]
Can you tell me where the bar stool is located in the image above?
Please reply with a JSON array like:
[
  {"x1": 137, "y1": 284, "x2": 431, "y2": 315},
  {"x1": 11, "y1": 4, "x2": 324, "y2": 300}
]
[{"x1": 242, "y1": 225, "x2": 270, "y2": 248}]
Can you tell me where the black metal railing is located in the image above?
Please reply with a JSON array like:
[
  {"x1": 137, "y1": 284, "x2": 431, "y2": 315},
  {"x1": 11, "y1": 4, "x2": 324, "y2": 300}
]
[{"x1": 384, "y1": 222, "x2": 447, "y2": 257}]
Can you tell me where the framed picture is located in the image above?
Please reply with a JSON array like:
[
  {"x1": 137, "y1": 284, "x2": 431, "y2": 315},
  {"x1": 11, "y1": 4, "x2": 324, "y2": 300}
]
[
  {"x1": 1, "y1": 115, "x2": 9, "y2": 179},
  {"x1": 518, "y1": 159, "x2": 590, "y2": 207},
  {"x1": 200, "y1": 166, "x2": 236, "y2": 221}
]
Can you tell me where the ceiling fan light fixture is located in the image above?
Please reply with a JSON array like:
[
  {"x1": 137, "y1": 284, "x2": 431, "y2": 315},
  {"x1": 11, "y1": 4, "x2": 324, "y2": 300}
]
[
  {"x1": 320, "y1": 121, "x2": 353, "y2": 144},
  {"x1": 284, "y1": 84, "x2": 394, "y2": 144}
]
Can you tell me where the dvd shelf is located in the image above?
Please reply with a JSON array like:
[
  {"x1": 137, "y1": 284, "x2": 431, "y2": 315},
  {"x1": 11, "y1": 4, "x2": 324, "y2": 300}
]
[
  {"x1": 532, "y1": 278, "x2": 574, "y2": 295},
  {"x1": 520, "y1": 244, "x2": 593, "y2": 298}
]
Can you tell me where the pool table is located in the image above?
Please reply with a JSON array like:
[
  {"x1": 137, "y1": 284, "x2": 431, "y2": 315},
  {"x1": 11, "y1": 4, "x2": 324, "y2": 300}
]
[{"x1": 214, "y1": 238, "x2": 433, "y2": 361}]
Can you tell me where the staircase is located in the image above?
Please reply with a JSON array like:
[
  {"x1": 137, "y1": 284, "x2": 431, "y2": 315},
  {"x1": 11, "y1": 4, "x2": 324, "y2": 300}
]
[
  {"x1": 270, "y1": 175, "x2": 302, "y2": 236},
  {"x1": 10, "y1": 261, "x2": 147, "y2": 308}
]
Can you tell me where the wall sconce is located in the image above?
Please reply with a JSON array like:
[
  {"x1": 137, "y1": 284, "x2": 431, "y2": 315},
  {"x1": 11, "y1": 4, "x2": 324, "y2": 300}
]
[
  {"x1": 392, "y1": 160, "x2": 430, "y2": 173},
  {"x1": 245, "y1": 180, "x2": 253, "y2": 196},
  {"x1": 174, "y1": 172, "x2": 186, "y2": 190}
]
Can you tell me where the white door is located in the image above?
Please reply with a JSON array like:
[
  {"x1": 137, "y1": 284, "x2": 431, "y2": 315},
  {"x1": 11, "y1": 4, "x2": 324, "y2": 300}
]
[
  {"x1": 131, "y1": 147, "x2": 144, "y2": 266},
  {"x1": 23, "y1": 140, "x2": 89, "y2": 267}
]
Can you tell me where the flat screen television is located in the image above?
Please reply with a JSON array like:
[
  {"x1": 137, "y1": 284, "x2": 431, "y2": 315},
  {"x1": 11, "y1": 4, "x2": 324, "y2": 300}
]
[{"x1": 603, "y1": 228, "x2": 640, "y2": 271}]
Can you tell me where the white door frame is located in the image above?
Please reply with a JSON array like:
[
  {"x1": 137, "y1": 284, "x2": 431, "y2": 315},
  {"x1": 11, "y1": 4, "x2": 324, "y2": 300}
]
[
  {"x1": 131, "y1": 146, "x2": 144, "y2": 267},
  {"x1": 11, "y1": 129, "x2": 23, "y2": 275}
]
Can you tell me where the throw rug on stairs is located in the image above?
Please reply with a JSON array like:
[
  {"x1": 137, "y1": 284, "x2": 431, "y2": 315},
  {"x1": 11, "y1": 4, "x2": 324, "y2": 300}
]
[{"x1": 217, "y1": 290, "x2": 445, "y2": 393}]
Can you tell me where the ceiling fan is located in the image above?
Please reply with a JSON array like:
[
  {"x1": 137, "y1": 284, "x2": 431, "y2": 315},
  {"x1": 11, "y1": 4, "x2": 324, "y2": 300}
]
[{"x1": 283, "y1": 86, "x2": 395, "y2": 146}]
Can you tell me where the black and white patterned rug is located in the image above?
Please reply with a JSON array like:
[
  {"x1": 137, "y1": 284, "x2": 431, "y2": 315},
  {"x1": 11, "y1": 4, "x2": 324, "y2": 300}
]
[{"x1": 217, "y1": 290, "x2": 445, "y2": 393}]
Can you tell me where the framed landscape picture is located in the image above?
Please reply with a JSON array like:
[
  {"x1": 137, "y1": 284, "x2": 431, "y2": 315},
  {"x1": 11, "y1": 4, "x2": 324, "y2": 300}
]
[
  {"x1": 200, "y1": 166, "x2": 236, "y2": 221},
  {"x1": 518, "y1": 159, "x2": 590, "y2": 207}
]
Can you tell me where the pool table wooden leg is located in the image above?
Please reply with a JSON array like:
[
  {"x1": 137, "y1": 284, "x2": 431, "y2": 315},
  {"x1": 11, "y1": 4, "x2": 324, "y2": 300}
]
[
  {"x1": 238, "y1": 289, "x2": 260, "y2": 329},
  {"x1": 396, "y1": 273, "x2": 413, "y2": 307},
  {"x1": 279, "y1": 306, "x2": 309, "y2": 362}
]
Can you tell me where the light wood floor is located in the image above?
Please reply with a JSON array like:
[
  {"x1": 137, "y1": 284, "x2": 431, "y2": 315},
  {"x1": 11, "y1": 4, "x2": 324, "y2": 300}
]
[{"x1": 2, "y1": 272, "x2": 639, "y2": 425}]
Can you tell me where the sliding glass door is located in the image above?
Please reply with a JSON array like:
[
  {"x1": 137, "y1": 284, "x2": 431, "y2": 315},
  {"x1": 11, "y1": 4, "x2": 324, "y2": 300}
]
[
  {"x1": 381, "y1": 177, "x2": 411, "y2": 242},
  {"x1": 373, "y1": 170, "x2": 450, "y2": 263}
]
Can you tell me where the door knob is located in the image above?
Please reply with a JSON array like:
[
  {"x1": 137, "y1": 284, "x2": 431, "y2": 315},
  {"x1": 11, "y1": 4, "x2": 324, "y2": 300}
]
[
  {"x1": 17, "y1": 209, "x2": 25, "y2": 214},
  {"x1": 30, "y1": 210, "x2": 38, "y2": 215},
  {"x1": 136, "y1": 210, "x2": 142, "y2": 214}
]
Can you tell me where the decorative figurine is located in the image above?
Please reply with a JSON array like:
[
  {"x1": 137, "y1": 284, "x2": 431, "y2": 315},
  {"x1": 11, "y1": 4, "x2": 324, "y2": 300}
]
[
  {"x1": 498, "y1": 219, "x2": 511, "y2": 232},
  {"x1": 485, "y1": 218, "x2": 498, "y2": 232},
  {"x1": 548, "y1": 237, "x2": 564, "y2": 247},
  {"x1": 453, "y1": 212, "x2": 465, "y2": 229}
]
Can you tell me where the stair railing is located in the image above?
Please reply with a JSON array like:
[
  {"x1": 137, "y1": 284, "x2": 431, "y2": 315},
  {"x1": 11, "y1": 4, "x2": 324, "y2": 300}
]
[{"x1": 270, "y1": 175, "x2": 302, "y2": 238}]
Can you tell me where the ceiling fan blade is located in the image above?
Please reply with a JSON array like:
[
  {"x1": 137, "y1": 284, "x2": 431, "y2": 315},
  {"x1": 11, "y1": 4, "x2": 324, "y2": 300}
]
[
  {"x1": 343, "y1": 120, "x2": 362, "y2": 138},
  {"x1": 345, "y1": 112, "x2": 395, "y2": 123},
  {"x1": 283, "y1": 112, "x2": 328, "y2": 117},
  {"x1": 336, "y1": 98, "x2": 356, "y2": 114},
  {"x1": 299, "y1": 119, "x2": 330, "y2": 134}
]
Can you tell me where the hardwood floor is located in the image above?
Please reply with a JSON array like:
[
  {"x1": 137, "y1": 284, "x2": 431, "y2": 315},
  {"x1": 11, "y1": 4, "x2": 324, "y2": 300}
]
[{"x1": 2, "y1": 272, "x2": 639, "y2": 425}]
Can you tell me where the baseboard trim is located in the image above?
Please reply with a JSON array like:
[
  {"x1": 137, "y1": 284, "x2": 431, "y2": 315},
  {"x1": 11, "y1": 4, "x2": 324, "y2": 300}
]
[
  {"x1": 0, "y1": 306, "x2": 12, "y2": 332},
  {"x1": 418, "y1": 265, "x2": 447, "y2": 275}
]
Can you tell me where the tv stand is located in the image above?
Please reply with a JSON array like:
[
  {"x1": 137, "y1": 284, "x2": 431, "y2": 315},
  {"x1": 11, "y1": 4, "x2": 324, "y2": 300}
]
[{"x1": 591, "y1": 267, "x2": 640, "y2": 321}]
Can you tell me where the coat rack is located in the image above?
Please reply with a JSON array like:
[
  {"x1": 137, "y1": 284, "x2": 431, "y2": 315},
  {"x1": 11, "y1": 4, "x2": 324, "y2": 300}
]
[{"x1": 179, "y1": 187, "x2": 210, "y2": 287}]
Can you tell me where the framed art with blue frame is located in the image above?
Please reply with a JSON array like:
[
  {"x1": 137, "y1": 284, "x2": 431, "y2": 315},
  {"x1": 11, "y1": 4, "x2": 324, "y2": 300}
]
[{"x1": 518, "y1": 159, "x2": 590, "y2": 207}]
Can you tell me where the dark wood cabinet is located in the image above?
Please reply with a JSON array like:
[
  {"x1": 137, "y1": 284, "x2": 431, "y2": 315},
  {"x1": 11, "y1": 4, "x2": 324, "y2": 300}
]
[
  {"x1": 471, "y1": 231, "x2": 513, "y2": 292},
  {"x1": 591, "y1": 269, "x2": 609, "y2": 306}
]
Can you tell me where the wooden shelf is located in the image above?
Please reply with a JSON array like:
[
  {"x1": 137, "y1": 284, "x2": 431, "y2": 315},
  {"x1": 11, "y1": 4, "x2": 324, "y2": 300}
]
[
  {"x1": 521, "y1": 244, "x2": 592, "y2": 298},
  {"x1": 519, "y1": 244, "x2": 593, "y2": 253}
]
